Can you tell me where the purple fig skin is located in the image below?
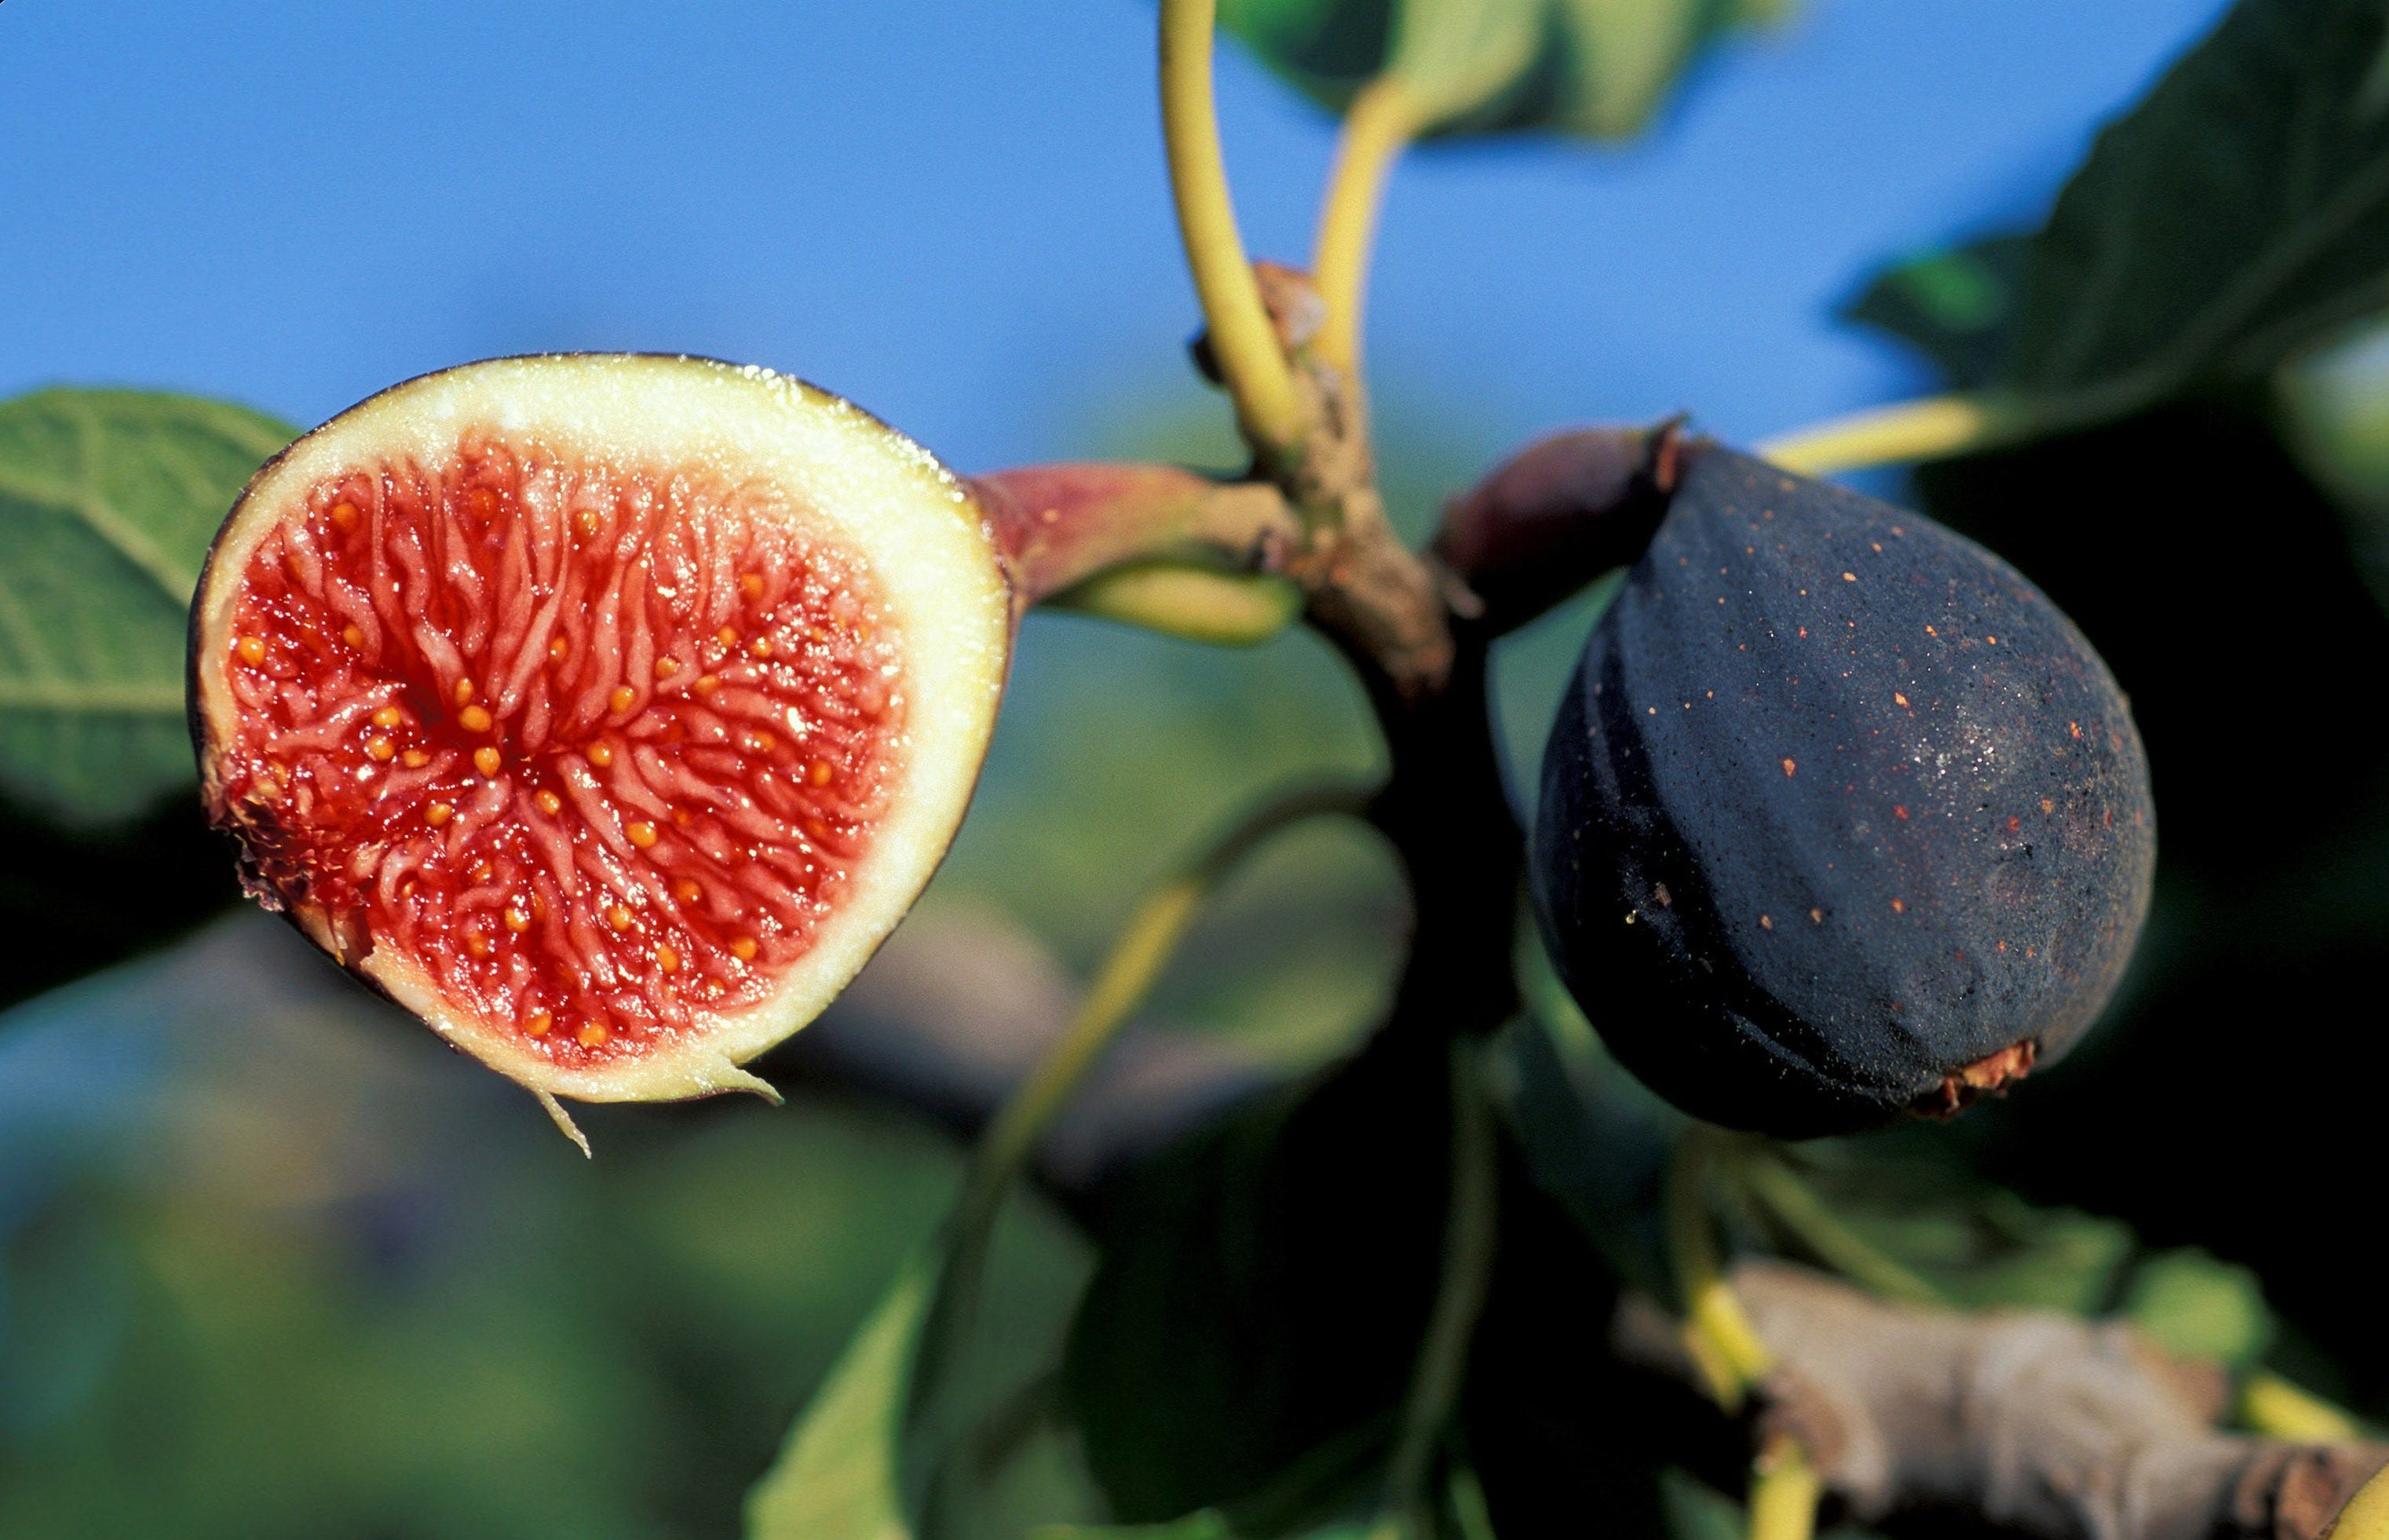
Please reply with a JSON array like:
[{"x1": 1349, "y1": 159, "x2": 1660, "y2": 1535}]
[{"x1": 1532, "y1": 444, "x2": 2156, "y2": 1137}]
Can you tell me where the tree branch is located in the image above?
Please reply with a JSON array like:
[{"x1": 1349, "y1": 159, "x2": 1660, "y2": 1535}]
[
  {"x1": 1613, "y1": 1261, "x2": 2388, "y2": 1540},
  {"x1": 780, "y1": 903, "x2": 1280, "y2": 1191}
]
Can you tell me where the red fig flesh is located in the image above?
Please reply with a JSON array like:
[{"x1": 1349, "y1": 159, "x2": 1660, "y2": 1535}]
[{"x1": 189, "y1": 356, "x2": 1010, "y2": 1126}]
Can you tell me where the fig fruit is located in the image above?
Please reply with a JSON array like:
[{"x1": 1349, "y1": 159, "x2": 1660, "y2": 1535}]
[
  {"x1": 189, "y1": 356, "x2": 1010, "y2": 1133},
  {"x1": 1532, "y1": 445, "x2": 2154, "y2": 1137}
]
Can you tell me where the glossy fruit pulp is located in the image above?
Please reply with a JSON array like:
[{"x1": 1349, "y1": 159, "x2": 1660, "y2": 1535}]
[{"x1": 217, "y1": 431, "x2": 903, "y2": 1064}]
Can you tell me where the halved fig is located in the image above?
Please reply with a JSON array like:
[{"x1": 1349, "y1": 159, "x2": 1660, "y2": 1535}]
[{"x1": 190, "y1": 356, "x2": 1010, "y2": 1133}]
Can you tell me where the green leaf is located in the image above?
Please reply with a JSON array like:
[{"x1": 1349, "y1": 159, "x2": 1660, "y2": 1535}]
[
  {"x1": 746, "y1": 1253, "x2": 934, "y2": 1540},
  {"x1": 2278, "y1": 317, "x2": 2389, "y2": 613},
  {"x1": 1755, "y1": 1144, "x2": 2135, "y2": 1316},
  {"x1": 1217, "y1": 0, "x2": 1784, "y2": 140},
  {"x1": 1032, "y1": 1516, "x2": 1237, "y2": 1540},
  {"x1": 1032, "y1": 1517, "x2": 1372, "y2": 1540},
  {"x1": 1500, "y1": 991, "x2": 1678, "y2": 1301},
  {"x1": 1063, "y1": 1034, "x2": 1448, "y2": 1532},
  {"x1": 0, "y1": 387, "x2": 295, "y2": 828},
  {"x1": 1840, "y1": 234, "x2": 2034, "y2": 393},
  {"x1": 2121, "y1": 1249, "x2": 2274, "y2": 1369},
  {"x1": 1851, "y1": 0, "x2": 2389, "y2": 436},
  {"x1": 2006, "y1": 0, "x2": 2389, "y2": 419}
]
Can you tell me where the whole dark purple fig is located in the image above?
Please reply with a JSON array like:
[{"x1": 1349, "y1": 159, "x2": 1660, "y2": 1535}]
[{"x1": 1531, "y1": 444, "x2": 2154, "y2": 1137}]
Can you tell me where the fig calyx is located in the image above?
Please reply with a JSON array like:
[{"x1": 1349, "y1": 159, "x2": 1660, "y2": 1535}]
[
  {"x1": 1531, "y1": 444, "x2": 2155, "y2": 1138},
  {"x1": 189, "y1": 356, "x2": 1010, "y2": 1139}
]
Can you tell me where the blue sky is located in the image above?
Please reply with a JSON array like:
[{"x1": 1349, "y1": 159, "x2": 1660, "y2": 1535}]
[{"x1": 2, "y1": 0, "x2": 2231, "y2": 476}]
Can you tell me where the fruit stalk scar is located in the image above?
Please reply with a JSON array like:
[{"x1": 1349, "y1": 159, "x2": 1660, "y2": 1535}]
[{"x1": 189, "y1": 356, "x2": 1011, "y2": 1140}]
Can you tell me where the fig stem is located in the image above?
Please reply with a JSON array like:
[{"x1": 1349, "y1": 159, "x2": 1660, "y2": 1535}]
[
  {"x1": 1748, "y1": 1436, "x2": 1822, "y2": 1540},
  {"x1": 1044, "y1": 562, "x2": 1302, "y2": 646},
  {"x1": 1160, "y1": 0, "x2": 1310, "y2": 457},
  {"x1": 1755, "y1": 392, "x2": 2025, "y2": 476},
  {"x1": 1666, "y1": 1125, "x2": 1775, "y2": 1409},
  {"x1": 1740, "y1": 1151, "x2": 1943, "y2": 1307},
  {"x1": 2241, "y1": 1371, "x2": 2368, "y2": 1443},
  {"x1": 1372, "y1": 1036, "x2": 1500, "y2": 1540},
  {"x1": 2328, "y1": 1462, "x2": 2389, "y2": 1540},
  {"x1": 1670, "y1": 1131, "x2": 1828, "y2": 1540},
  {"x1": 912, "y1": 780, "x2": 1377, "y2": 1418},
  {"x1": 1312, "y1": 75, "x2": 1421, "y2": 382}
]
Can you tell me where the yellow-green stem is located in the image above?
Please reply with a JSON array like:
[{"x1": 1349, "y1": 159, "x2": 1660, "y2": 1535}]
[
  {"x1": 920, "y1": 781, "x2": 1374, "y2": 1398},
  {"x1": 1374, "y1": 1039, "x2": 1501, "y2": 1538},
  {"x1": 1670, "y1": 1133, "x2": 1823, "y2": 1540},
  {"x1": 1160, "y1": 0, "x2": 1308, "y2": 455},
  {"x1": 1741, "y1": 1151, "x2": 1943, "y2": 1307},
  {"x1": 1667, "y1": 1126, "x2": 1774, "y2": 1409},
  {"x1": 1757, "y1": 394, "x2": 2023, "y2": 477},
  {"x1": 1747, "y1": 1438, "x2": 1822, "y2": 1540},
  {"x1": 1312, "y1": 75, "x2": 1421, "y2": 381},
  {"x1": 2240, "y1": 1370, "x2": 2367, "y2": 1443},
  {"x1": 2333, "y1": 1460, "x2": 2389, "y2": 1540}
]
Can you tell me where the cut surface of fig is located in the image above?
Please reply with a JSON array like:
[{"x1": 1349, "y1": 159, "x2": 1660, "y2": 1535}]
[
  {"x1": 191, "y1": 356, "x2": 1010, "y2": 1111},
  {"x1": 1531, "y1": 444, "x2": 2156, "y2": 1138}
]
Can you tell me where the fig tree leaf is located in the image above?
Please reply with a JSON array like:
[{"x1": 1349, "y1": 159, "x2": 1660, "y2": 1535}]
[
  {"x1": 1500, "y1": 995, "x2": 1677, "y2": 1300},
  {"x1": 2121, "y1": 1249, "x2": 2274, "y2": 1369},
  {"x1": 1216, "y1": 0, "x2": 1784, "y2": 140},
  {"x1": 1839, "y1": 234, "x2": 2034, "y2": 393},
  {"x1": 0, "y1": 387, "x2": 295, "y2": 829},
  {"x1": 1031, "y1": 1517, "x2": 1236, "y2": 1540},
  {"x1": 2277, "y1": 318, "x2": 2389, "y2": 613},
  {"x1": 1064, "y1": 1034, "x2": 1448, "y2": 1531},
  {"x1": 746, "y1": 1253, "x2": 933, "y2": 1540},
  {"x1": 2004, "y1": 0, "x2": 2389, "y2": 419},
  {"x1": 1757, "y1": 1146, "x2": 2134, "y2": 1316},
  {"x1": 1847, "y1": 0, "x2": 2389, "y2": 436},
  {"x1": 1032, "y1": 1518, "x2": 1371, "y2": 1539},
  {"x1": 0, "y1": 796, "x2": 241, "y2": 1014}
]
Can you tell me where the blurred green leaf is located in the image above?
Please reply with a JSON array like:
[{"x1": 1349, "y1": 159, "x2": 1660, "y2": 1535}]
[
  {"x1": 2002, "y1": 0, "x2": 2389, "y2": 420},
  {"x1": 1499, "y1": 978, "x2": 1677, "y2": 1300},
  {"x1": 1751, "y1": 1146, "x2": 2135, "y2": 1316},
  {"x1": 1033, "y1": 1516, "x2": 1236, "y2": 1540},
  {"x1": 1839, "y1": 234, "x2": 2033, "y2": 393},
  {"x1": 1850, "y1": 0, "x2": 2389, "y2": 439},
  {"x1": 2278, "y1": 317, "x2": 2389, "y2": 613},
  {"x1": 0, "y1": 794, "x2": 239, "y2": 1013},
  {"x1": 1658, "y1": 1470, "x2": 1745, "y2": 1540},
  {"x1": 1063, "y1": 1034, "x2": 1448, "y2": 1533},
  {"x1": 0, "y1": 387, "x2": 294, "y2": 827},
  {"x1": 2121, "y1": 1249, "x2": 2274, "y2": 1369},
  {"x1": 1033, "y1": 1516, "x2": 1372, "y2": 1539},
  {"x1": 746, "y1": 1254, "x2": 933, "y2": 1540},
  {"x1": 1217, "y1": 0, "x2": 1784, "y2": 140}
]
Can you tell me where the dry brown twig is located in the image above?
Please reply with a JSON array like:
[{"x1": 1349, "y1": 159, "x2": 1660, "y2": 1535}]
[{"x1": 1616, "y1": 1261, "x2": 2387, "y2": 1540}]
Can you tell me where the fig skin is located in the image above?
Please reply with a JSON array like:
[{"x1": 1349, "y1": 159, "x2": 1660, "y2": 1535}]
[
  {"x1": 1531, "y1": 444, "x2": 2155, "y2": 1138},
  {"x1": 188, "y1": 355, "x2": 1012, "y2": 1124}
]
